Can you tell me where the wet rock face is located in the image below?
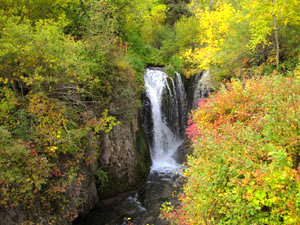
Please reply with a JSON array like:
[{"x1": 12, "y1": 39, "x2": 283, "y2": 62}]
[
  {"x1": 174, "y1": 139, "x2": 192, "y2": 164},
  {"x1": 76, "y1": 167, "x2": 99, "y2": 214},
  {"x1": 161, "y1": 75, "x2": 187, "y2": 139},
  {"x1": 161, "y1": 78, "x2": 176, "y2": 134},
  {"x1": 141, "y1": 92, "x2": 154, "y2": 149},
  {"x1": 133, "y1": 172, "x2": 183, "y2": 225},
  {"x1": 183, "y1": 74, "x2": 198, "y2": 112},
  {"x1": 99, "y1": 117, "x2": 151, "y2": 198}
]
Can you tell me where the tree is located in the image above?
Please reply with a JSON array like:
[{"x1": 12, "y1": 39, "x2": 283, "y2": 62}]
[
  {"x1": 241, "y1": 0, "x2": 300, "y2": 69},
  {"x1": 0, "y1": 0, "x2": 80, "y2": 23},
  {"x1": 178, "y1": 0, "x2": 300, "y2": 81},
  {"x1": 180, "y1": 2, "x2": 239, "y2": 77}
]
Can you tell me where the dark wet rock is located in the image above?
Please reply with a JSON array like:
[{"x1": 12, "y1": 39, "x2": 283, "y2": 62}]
[
  {"x1": 161, "y1": 74, "x2": 187, "y2": 139},
  {"x1": 74, "y1": 171, "x2": 184, "y2": 225},
  {"x1": 99, "y1": 116, "x2": 151, "y2": 199},
  {"x1": 174, "y1": 139, "x2": 192, "y2": 164},
  {"x1": 141, "y1": 91, "x2": 153, "y2": 149}
]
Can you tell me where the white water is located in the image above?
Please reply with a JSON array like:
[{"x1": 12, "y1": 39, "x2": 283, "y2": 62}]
[
  {"x1": 144, "y1": 69, "x2": 183, "y2": 172},
  {"x1": 193, "y1": 70, "x2": 211, "y2": 108},
  {"x1": 175, "y1": 72, "x2": 187, "y2": 134}
]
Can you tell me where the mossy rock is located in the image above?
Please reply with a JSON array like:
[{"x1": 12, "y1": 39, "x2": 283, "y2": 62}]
[
  {"x1": 99, "y1": 123, "x2": 151, "y2": 199},
  {"x1": 135, "y1": 126, "x2": 151, "y2": 180}
]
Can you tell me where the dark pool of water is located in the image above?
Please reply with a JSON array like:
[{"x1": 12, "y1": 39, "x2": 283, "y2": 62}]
[{"x1": 74, "y1": 171, "x2": 183, "y2": 225}]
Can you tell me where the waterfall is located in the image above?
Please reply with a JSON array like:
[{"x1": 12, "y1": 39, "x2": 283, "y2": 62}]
[
  {"x1": 75, "y1": 69, "x2": 208, "y2": 225},
  {"x1": 144, "y1": 68, "x2": 184, "y2": 172},
  {"x1": 75, "y1": 68, "x2": 195, "y2": 225},
  {"x1": 193, "y1": 70, "x2": 211, "y2": 108},
  {"x1": 175, "y1": 72, "x2": 187, "y2": 137}
]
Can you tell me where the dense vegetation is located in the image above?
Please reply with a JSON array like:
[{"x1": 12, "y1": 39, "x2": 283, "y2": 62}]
[
  {"x1": 0, "y1": 1, "x2": 127, "y2": 223},
  {"x1": 161, "y1": 0, "x2": 300, "y2": 224},
  {"x1": 1, "y1": 0, "x2": 300, "y2": 224},
  {"x1": 162, "y1": 75, "x2": 300, "y2": 224}
]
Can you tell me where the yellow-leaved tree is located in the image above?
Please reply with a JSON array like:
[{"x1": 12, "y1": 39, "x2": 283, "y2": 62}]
[
  {"x1": 242, "y1": 0, "x2": 300, "y2": 68},
  {"x1": 179, "y1": 0, "x2": 300, "y2": 80},
  {"x1": 181, "y1": 2, "x2": 239, "y2": 78}
]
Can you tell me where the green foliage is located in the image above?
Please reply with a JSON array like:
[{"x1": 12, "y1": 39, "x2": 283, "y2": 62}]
[
  {"x1": 0, "y1": 20, "x2": 87, "y2": 93},
  {"x1": 178, "y1": 0, "x2": 300, "y2": 82},
  {"x1": 0, "y1": 126, "x2": 51, "y2": 207},
  {"x1": 174, "y1": 16, "x2": 201, "y2": 52},
  {"x1": 63, "y1": 0, "x2": 90, "y2": 38},
  {"x1": 165, "y1": 64, "x2": 176, "y2": 77},
  {"x1": 142, "y1": 44, "x2": 166, "y2": 66},
  {"x1": 93, "y1": 168, "x2": 109, "y2": 191},
  {"x1": 108, "y1": 0, "x2": 191, "y2": 68},
  {"x1": 161, "y1": 0, "x2": 191, "y2": 25},
  {"x1": 125, "y1": 54, "x2": 146, "y2": 75},
  {"x1": 163, "y1": 75, "x2": 300, "y2": 224},
  {"x1": 0, "y1": 0, "x2": 127, "y2": 222},
  {"x1": 169, "y1": 55, "x2": 184, "y2": 73},
  {"x1": 0, "y1": 0, "x2": 80, "y2": 25}
]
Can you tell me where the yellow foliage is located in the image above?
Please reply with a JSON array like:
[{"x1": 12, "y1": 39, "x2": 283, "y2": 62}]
[{"x1": 181, "y1": 3, "x2": 238, "y2": 75}]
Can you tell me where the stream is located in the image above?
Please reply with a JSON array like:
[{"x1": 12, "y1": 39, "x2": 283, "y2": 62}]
[{"x1": 74, "y1": 68, "x2": 210, "y2": 225}]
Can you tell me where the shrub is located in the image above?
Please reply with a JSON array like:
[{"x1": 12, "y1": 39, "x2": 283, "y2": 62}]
[{"x1": 163, "y1": 75, "x2": 300, "y2": 224}]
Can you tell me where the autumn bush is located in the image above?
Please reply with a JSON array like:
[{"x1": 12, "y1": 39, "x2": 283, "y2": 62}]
[
  {"x1": 162, "y1": 74, "x2": 300, "y2": 224},
  {"x1": 0, "y1": 3, "x2": 120, "y2": 223}
]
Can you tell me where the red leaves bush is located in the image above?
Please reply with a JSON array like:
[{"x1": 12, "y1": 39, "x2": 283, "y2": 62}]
[{"x1": 163, "y1": 75, "x2": 300, "y2": 224}]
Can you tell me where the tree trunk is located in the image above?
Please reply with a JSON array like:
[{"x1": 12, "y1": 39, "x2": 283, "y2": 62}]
[
  {"x1": 272, "y1": 0, "x2": 280, "y2": 69},
  {"x1": 209, "y1": 0, "x2": 215, "y2": 10}
]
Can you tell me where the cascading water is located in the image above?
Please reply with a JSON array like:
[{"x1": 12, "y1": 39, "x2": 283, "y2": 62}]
[
  {"x1": 144, "y1": 69, "x2": 184, "y2": 172},
  {"x1": 175, "y1": 72, "x2": 188, "y2": 136},
  {"x1": 74, "y1": 68, "x2": 190, "y2": 225},
  {"x1": 193, "y1": 70, "x2": 211, "y2": 108}
]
